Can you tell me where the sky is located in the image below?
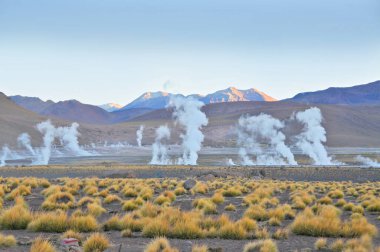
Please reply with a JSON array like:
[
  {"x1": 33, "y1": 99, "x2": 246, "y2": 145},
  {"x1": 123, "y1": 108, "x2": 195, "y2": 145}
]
[{"x1": 0, "y1": 0, "x2": 379, "y2": 105}]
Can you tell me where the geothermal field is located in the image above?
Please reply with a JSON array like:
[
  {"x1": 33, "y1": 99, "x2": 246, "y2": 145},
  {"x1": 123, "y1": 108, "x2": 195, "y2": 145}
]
[{"x1": 0, "y1": 96, "x2": 379, "y2": 252}]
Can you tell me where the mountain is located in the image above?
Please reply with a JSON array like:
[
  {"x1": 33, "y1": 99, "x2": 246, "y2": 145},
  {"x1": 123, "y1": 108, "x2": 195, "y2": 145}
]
[
  {"x1": 120, "y1": 91, "x2": 183, "y2": 110},
  {"x1": 39, "y1": 100, "x2": 111, "y2": 124},
  {"x1": 99, "y1": 103, "x2": 122, "y2": 112},
  {"x1": 121, "y1": 87, "x2": 276, "y2": 110},
  {"x1": 290, "y1": 80, "x2": 380, "y2": 105},
  {"x1": 10, "y1": 95, "x2": 55, "y2": 113},
  {"x1": 200, "y1": 87, "x2": 276, "y2": 104}
]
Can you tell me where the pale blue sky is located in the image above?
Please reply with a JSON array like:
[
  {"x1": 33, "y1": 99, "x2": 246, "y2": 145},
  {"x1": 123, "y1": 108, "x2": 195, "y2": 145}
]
[{"x1": 0, "y1": 0, "x2": 379, "y2": 105}]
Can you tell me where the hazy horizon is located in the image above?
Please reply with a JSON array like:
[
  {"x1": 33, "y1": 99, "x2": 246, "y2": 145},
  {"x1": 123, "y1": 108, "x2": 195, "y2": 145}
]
[{"x1": 1, "y1": 0, "x2": 379, "y2": 104}]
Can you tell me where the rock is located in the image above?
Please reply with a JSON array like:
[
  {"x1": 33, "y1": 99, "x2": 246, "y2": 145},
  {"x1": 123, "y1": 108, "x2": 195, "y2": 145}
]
[
  {"x1": 183, "y1": 179, "x2": 196, "y2": 190},
  {"x1": 60, "y1": 238, "x2": 81, "y2": 252},
  {"x1": 17, "y1": 236, "x2": 32, "y2": 246}
]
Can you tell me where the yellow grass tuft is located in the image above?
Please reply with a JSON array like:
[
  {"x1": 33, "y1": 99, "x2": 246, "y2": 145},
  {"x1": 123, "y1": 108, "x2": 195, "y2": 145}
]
[
  {"x1": 83, "y1": 233, "x2": 110, "y2": 252},
  {"x1": 30, "y1": 237, "x2": 56, "y2": 252},
  {"x1": 0, "y1": 233, "x2": 16, "y2": 248}
]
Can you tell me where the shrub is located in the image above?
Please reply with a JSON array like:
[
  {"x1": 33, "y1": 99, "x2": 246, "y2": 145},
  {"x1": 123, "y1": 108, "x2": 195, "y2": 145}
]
[
  {"x1": 142, "y1": 218, "x2": 170, "y2": 237},
  {"x1": 69, "y1": 215, "x2": 98, "y2": 232},
  {"x1": 121, "y1": 229, "x2": 132, "y2": 237},
  {"x1": 0, "y1": 204, "x2": 32, "y2": 229},
  {"x1": 244, "y1": 205, "x2": 269, "y2": 221},
  {"x1": 330, "y1": 239, "x2": 344, "y2": 252},
  {"x1": 314, "y1": 238, "x2": 327, "y2": 250},
  {"x1": 42, "y1": 192, "x2": 75, "y2": 210},
  {"x1": 272, "y1": 228, "x2": 289, "y2": 240},
  {"x1": 104, "y1": 194, "x2": 121, "y2": 204},
  {"x1": 103, "y1": 215, "x2": 123, "y2": 231},
  {"x1": 225, "y1": 204, "x2": 236, "y2": 211},
  {"x1": 144, "y1": 237, "x2": 179, "y2": 252},
  {"x1": 0, "y1": 233, "x2": 16, "y2": 248},
  {"x1": 243, "y1": 239, "x2": 278, "y2": 252},
  {"x1": 192, "y1": 245, "x2": 208, "y2": 252},
  {"x1": 211, "y1": 192, "x2": 225, "y2": 204},
  {"x1": 87, "y1": 202, "x2": 106, "y2": 217},
  {"x1": 193, "y1": 198, "x2": 217, "y2": 214},
  {"x1": 61, "y1": 229, "x2": 83, "y2": 243},
  {"x1": 222, "y1": 187, "x2": 242, "y2": 197},
  {"x1": 28, "y1": 211, "x2": 68, "y2": 232},
  {"x1": 219, "y1": 223, "x2": 247, "y2": 239},
  {"x1": 83, "y1": 233, "x2": 110, "y2": 252},
  {"x1": 30, "y1": 237, "x2": 56, "y2": 252},
  {"x1": 122, "y1": 200, "x2": 139, "y2": 211}
]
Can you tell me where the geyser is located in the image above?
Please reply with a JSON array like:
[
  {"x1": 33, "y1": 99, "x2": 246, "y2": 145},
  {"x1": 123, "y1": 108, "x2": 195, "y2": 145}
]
[
  {"x1": 17, "y1": 132, "x2": 36, "y2": 156},
  {"x1": 136, "y1": 125, "x2": 144, "y2": 147},
  {"x1": 0, "y1": 146, "x2": 11, "y2": 167},
  {"x1": 294, "y1": 107, "x2": 333, "y2": 165},
  {"x1": 237, "y1": 113, "x2": 297, "y2": 165},
  {"x1": 356, "y1": 155, "x2": 380, "y2": 167},
  {"x1": 169, "y1": 96, "x2": 208, "y2": 165},
  {"x1": 34, "y1": 120, "x2": 56, "y2": 165},
  {"x1": 150, "y1": 125, "x2": 171, "y2": 165},
  {"x1": 56, "y1": 122, "x2": 90, "y2": 156}
]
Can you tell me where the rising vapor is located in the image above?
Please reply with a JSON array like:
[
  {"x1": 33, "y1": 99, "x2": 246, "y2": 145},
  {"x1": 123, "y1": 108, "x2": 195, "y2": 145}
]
[
  {"x1": 356, "y1": 155, "x2": 380, "y2": 167},
  {"x1": 150, "y1": 125, "x2": 171, "y2": 165},
  {"x1": 169, "y1": 96, "x2": 208, "y2": 165},
  {"x1": 136, "y1": 125, "x2": 144, "y2": 147},
  {"x1": 294, "y1": 107, "x2": 333, "y2": 165},
  {"x1": 237, "y1": 113, "x2": 297, "y2": 165}
]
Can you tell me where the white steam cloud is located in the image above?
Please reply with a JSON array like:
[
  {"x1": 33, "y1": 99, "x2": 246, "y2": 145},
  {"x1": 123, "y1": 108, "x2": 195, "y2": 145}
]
[
  {"x1": 56, "y1": 122, "x2": 90, "y2": 156},
  {"x1": 150, "y1": 125, "x2": 171, "y2": 165},
  {"x1": 169, "y1": 96, "x2": 208, "y2": 165},
  {"x1": 33, "y1": 120, "x2": 56, "y2": 165},
  {"x1": 17, "y1": 133, "x2": 36, "y2": 156},
  {"x1": 237, "y1": 113, "x2": 297, "y2": 165},
  {"x1": 0, "y1": 146, "x2": 11, "y2": 167},
  {"x1": 356, "y1": 155, "x2": 380, "y2": 167},
  {"x1": 136, "y1": 125, "x2": 144, "y2": 147},
  {"x1": 294, "y1": 107, "x2": 333, "y2": 165}
]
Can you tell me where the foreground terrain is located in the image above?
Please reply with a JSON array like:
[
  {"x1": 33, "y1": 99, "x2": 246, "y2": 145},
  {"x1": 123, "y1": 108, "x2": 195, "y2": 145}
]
[{"x1": 0, "y1": 165, "x2": 380, "y2": 251}]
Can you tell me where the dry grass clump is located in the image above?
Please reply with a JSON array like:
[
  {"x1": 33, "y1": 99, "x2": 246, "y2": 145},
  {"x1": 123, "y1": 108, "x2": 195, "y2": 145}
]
[
  {"x1": 211, "y1": 192, "x2": 225, "y2": 204},
  {"x1": 87, "y1": 202, "x2": 107, "y2": 217},
  {"x1": 222, "y1": 186, "x2": 242, "y2": 197},
  {"x1": 28, "y1": 211, "x2": 68, "y2": 232},
  {"x1": 30, "y1": 237, "x2": 56, "y2": 252},
  {"x1": 5, "y1": 185, "x2": 32, "y2": 200},
  {"x1": 83, "y1": 233, "x2": 110, "y2": 252},
  {"x1": 122, "y1": 199, "x2": 139, "y2": 211},
  {"x1": 193, "y1": 198, "x2": 217, "y2": 214},
  {"x1": 314, "y1": 238, "x2": 328, "y2": 250},
  {"x1": 174, "y1": 187, "x2": 186, "y2": 196},
  {"x1": 243, "y1": 239, "x2": 278, "y2": 252},
  {"x1": 69, "y1": 215, "x2": 98, "y2": 232},
  {"x1": 0, "y1": 200, "x2": 32, "y2": 229},
  {"x1": 291, "y1": 205, "x2": 377, "y2": 238},
  {"x1": 103, "y1": 215, "x2": 123, "y2": 231},
  {"x1": 121, "y1": 228, "x2": 133, "y2": 237},
  {"x1": 104, "y1": 194, "x2": 121, "y2": 204},
  {"x1": 318, "y1": 196, "x2": 333, "y2": 205},
  {"x1": 0, "y1": 233, "x2": 16, "y2": 248},
  {"x1": 191, "y1": 244, "x2": 208, "y2": 252},
  {"x1": 219, "y1": 222, "x2": 247, "y2": 240},
  {"x1": 192, "y1": 182, "x2": 209, "y2": 195},
  {"x1": 328, "y1": 189, "x2": 344, "y2": 199},
  {"x1": 142, "y1": 218, "x2": 170, "y2": 237},
  {"x1": 244, "y1": 205, "x2": 269, "y2": 221},
  {"x1": 272, "y1": 228, "x2": 289, "y2": 240},
  {"x1": 61, "y1": 229, "x2": 83, "y2": 243},
  {"x1": 42, "y1": 192, "x2": 75, "y2": 210},
  {"x1": 144, "y1": 237, "x2": 179, "y2": 252},
  {"x1": 330, "y1": 239, "x2": 344, "y2": 252},
  {"x1": 225, "y1": 203, "x2": 236, "y2": 211}
]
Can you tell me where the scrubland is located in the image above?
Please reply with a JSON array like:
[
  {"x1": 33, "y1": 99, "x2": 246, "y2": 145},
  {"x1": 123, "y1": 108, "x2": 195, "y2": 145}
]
[{"x1": 0, "y1": 170, "x2": 380, "y2": 251}]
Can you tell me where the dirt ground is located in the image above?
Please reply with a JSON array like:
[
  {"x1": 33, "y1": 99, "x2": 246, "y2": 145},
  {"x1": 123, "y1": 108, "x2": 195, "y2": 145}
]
[{"x1": 0, "y1": 165, "x2": 380, "y2": 252}]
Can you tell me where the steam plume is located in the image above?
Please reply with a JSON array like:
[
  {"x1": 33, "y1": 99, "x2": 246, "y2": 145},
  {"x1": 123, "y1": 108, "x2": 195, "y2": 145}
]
[
  {"x1": 0, "y1": 146, "x2": 11, "y2": 167},
  {"x1": 356, "y1": 155, "x2": 380, "y2": 167},
  {"x1": 56, "y1": 122, "x2": 90, "y2": 156},
  {"x1": 294, "y1": 107, "x2": 333, "y2": 165},
  {"x1": 136, "y1": 125, "x2": 144, "y2": 147},
  {"x1": 169, "y1": 96, "x2": 208, "y2": 165},
  {"x1": 150, "y1": 125, "x2": 171, "y2": 165},
  {"x1": 17, "y1": 133, "x2": 36, "y2": 156},
  {"x1": 33, "y1": 120, "x2": 56, "y2": 165},
  {"x1": 237, "y1": 113, "x2": 297, "y2": 165}
]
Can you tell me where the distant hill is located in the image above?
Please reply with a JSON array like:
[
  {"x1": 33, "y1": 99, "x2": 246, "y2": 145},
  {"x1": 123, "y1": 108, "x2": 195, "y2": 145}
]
[
  {"x1": 39, "y1": 100, "x2": 111, "y2": 124},
  {"x1": 290, "y1": 80, "x2": 380, "y2": 105},
  {"x1": 121, "y1": 87, "x2": 276, "y2": 110},
  {"x1": 10, "y1": 95, "x2": 55, "y2": 113}
]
